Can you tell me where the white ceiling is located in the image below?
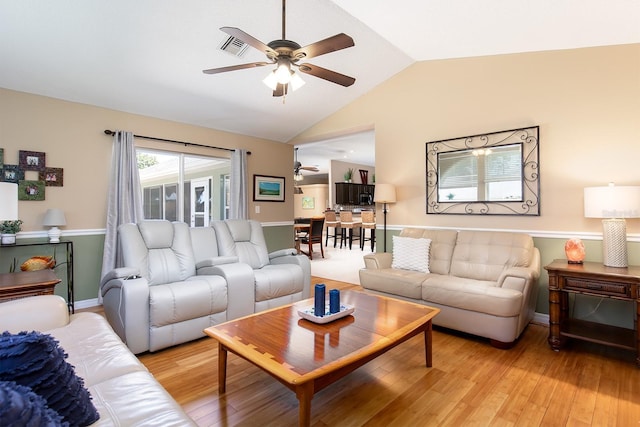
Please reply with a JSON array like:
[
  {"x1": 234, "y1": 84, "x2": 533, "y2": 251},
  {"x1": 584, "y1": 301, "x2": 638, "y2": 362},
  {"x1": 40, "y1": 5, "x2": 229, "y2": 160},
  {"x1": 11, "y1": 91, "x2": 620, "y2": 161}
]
[{"x1": 1, "y1": 1, "x2": 639, "y2": 174}]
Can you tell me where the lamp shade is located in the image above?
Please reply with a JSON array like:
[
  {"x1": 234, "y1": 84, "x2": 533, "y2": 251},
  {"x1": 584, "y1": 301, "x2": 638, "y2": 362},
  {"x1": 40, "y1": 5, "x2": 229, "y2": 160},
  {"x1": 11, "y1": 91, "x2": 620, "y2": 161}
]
[
  {"x1": 584, "y1": 185, "x2": 640, "y2": 218},
  {"x1": 374, "y1": 184, "x2": 396, "y2": 203},
  {"x1": 0, "y1": 182, "x2": 18, "y2": 221},
  {"x1": 43, "y1": 208, "x2": 67, "y2": 227}
]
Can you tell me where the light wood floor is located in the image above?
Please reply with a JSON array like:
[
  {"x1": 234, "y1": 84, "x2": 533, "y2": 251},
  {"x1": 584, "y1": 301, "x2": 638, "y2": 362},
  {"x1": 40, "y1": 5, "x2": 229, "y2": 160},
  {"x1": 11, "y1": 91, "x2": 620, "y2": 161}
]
[{"x1": 123, "y1": 278, "x2": 640, "y2": 426}]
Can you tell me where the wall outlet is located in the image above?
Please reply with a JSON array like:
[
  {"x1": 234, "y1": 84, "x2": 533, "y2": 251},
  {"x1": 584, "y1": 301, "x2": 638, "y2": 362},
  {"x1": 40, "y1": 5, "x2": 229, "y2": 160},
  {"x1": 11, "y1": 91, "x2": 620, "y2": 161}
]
[{"x1": 255, "y1": 205, "x2": 260, "y2": 214}]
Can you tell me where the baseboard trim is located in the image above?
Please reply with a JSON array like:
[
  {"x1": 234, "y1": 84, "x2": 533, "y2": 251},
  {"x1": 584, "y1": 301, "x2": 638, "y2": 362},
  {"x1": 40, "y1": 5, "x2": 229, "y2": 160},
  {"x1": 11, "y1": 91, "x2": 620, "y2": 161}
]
[
  {"x1": 74, "y1": 298, "x2": 100, "y2": 310},
  {"x1": 532, "y1": 312, "x2": 549, "y2": 326}
]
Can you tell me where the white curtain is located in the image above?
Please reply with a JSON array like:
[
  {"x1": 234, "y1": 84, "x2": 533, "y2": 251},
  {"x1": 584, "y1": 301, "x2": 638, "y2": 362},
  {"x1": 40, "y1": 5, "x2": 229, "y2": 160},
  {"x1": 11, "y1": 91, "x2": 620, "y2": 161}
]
[
  {"x1": 100, "y1": 131, "x2": 143, "y2": 299},
  {"x1": 230, "y1": 149, "x2": 248, "y2": 219}
]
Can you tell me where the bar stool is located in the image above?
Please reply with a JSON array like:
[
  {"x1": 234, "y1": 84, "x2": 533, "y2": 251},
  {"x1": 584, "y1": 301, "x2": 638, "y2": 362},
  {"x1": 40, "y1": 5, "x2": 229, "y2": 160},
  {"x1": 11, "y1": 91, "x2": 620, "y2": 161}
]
[
  {"x1": 339, "y1": 211, "x2": 361, "y2": 250},
  {"x1": 360, "y1": 210, "x2": 376, "y2": 251},
  {"x1": 324, "y1": 210, "x2": 341, "y2": 247}
]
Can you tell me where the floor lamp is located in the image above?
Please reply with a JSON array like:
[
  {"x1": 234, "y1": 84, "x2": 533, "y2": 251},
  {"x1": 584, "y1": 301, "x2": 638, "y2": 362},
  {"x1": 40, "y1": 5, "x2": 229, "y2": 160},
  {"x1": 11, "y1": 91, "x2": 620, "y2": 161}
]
[
  {"x1": 374, "y1": 183, "x2": 396, "y2": 252},
  {"x1": 584, "y1": 183, "x2": 640, "y2": 268}
]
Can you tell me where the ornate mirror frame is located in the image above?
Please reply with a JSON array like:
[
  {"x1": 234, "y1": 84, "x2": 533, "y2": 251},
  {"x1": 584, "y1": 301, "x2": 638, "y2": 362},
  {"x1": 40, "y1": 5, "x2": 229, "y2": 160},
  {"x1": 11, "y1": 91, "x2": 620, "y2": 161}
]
[{"x1": 426, "y1": 126, "x2": 540, "y2": 216}]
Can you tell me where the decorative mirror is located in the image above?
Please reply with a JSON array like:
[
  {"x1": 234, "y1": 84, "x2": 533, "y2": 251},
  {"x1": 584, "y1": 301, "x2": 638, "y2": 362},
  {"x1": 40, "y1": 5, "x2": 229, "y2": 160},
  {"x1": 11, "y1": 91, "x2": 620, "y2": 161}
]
[{"x1": 426, "y1": 126, "x2": 539, "y2": 215}]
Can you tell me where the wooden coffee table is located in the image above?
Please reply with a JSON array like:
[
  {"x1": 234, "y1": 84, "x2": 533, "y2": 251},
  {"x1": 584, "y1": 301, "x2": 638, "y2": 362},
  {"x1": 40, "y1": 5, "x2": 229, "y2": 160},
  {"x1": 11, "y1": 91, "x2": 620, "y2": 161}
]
[{"x1": 204, "y1": 290, "x2": 439, "y2": 426}]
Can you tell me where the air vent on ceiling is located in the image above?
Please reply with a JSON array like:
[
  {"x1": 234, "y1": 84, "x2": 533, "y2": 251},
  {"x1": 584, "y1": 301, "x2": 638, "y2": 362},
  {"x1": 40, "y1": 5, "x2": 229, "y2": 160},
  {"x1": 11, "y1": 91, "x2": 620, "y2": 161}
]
[{"x1": 218, "y1": 36, "x2": 249, "y2": 57}]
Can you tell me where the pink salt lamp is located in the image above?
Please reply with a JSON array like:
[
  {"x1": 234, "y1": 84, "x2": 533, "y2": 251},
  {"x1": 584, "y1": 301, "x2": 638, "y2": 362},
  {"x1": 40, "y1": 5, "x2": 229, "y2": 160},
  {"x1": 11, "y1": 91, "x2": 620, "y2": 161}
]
[{"x1": 565, "y1": 238, "x2": 585, "y2": 264}]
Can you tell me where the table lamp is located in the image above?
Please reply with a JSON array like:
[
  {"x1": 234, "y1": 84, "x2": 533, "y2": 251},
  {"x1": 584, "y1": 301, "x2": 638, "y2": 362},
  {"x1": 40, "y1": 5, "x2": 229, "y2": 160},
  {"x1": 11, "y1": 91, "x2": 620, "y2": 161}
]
[
  {"x1": 0, "y1": 182, "x2": 18, "y2": 221},
  {"x1": 584, "y1": 183, "x2": 640, "y2": 268},
  {"x1": 0, "y1": 182, "x2": 19, "y2": 245},
  {"x1": 43, "y1": 208, "x2": 67, "y2": 243},
  {"x1": 374, "y1": 183, "x2": 396, "y2": 252}
]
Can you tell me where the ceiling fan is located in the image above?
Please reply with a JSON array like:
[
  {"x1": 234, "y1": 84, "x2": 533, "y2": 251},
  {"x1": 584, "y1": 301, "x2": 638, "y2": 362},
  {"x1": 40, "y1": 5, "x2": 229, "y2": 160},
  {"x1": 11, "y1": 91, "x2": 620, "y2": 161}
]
[
  {"x1": 294, "y1": 147, "x2": 318, "y2": 181},
  {"x1": 203, "y1": 0, "x2": 356, "y2": 97}
]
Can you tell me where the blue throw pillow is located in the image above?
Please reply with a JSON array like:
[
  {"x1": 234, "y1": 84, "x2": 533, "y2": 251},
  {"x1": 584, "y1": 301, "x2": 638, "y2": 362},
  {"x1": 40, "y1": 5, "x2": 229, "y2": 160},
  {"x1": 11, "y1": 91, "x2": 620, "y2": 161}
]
[
  {"x1": 0, "y1": 380, "x2": 67, "y2": 426},
  {"x1": 0, "y1": 331, "x2": 99, "y2": 426}
]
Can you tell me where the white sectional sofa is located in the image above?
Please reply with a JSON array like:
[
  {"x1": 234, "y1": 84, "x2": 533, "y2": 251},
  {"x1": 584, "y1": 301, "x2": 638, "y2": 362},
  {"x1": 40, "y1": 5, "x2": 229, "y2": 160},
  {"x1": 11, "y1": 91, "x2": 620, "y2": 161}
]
[
  {"x1": 359, "y1": 228, "x2": 540, "y2": 347},
  {"x1": 0, "y1": 295, "x2": 196, "y2": 426}
]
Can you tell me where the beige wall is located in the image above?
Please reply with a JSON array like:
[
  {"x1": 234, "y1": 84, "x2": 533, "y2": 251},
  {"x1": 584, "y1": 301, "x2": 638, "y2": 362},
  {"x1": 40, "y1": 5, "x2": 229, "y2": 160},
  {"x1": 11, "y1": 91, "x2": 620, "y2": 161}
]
[
  {"x1": 0, "y1": 88, "x2": 294, "y2": 232},
  {"x1": 291, "y1": 44, "x2": 640, "y2": 235},
  {"x1": 294, "y1": 184, "x2": 328, "y2": 218}
]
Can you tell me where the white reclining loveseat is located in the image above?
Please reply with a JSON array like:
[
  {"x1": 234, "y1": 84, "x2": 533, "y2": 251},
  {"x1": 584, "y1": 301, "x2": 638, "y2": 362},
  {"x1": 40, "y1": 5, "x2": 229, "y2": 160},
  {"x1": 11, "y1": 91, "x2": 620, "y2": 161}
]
[
  {"x1": 101, "y1": 219, "x2": 311, "y2": 354},
  {"x1": 359, "y1": 228, "x2": 540, "y2": 347}
]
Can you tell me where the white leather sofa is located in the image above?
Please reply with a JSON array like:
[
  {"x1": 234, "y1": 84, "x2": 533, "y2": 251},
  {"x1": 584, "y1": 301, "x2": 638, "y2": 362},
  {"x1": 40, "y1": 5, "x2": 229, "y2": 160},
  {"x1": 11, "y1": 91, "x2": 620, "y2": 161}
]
[
  {"x1": 0, "y1": 295, "x2": 196, "y2": 426},
  {"x1": 359, "y1": 228, "x2": 540, "y2": 347}
]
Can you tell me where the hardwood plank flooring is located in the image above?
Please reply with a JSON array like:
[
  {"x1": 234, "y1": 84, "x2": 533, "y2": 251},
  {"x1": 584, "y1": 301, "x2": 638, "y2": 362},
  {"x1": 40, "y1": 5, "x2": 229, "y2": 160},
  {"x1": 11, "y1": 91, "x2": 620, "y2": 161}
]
[{"x1": 116, "y1": 278, "x2": 640, "y2": 426}]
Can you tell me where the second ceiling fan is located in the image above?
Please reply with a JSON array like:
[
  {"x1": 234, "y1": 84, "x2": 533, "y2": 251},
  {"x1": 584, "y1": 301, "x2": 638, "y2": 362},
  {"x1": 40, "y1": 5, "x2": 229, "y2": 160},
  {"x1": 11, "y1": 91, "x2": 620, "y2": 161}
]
[{"x1": 203, "y1": 0, "x2": 356, "y2": 97}]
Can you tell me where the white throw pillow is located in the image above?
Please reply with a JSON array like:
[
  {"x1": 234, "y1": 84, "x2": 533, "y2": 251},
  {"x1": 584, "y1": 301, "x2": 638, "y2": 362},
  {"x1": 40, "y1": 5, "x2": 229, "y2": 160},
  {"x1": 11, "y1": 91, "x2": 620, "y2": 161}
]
[{"x1": 391, "y1": 236, "x2": 431, "y2": 273}]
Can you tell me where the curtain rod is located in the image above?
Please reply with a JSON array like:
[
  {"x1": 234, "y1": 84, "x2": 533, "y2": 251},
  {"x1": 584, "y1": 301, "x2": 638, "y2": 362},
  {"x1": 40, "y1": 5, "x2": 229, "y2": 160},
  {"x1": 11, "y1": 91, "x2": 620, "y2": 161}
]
[{"x1": 103, "y1": 130, "x2": 251, "y2": 155}]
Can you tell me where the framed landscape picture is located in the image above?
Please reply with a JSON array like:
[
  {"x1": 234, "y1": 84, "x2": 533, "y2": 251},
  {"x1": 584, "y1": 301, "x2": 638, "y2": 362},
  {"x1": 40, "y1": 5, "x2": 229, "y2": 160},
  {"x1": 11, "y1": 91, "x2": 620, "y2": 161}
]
[
  {"x1": 302, "y1": 196, "x2": 315, "y2": 209},
  {"x1": 253, "y1": 175, "x2": 285, "y2": 202}
]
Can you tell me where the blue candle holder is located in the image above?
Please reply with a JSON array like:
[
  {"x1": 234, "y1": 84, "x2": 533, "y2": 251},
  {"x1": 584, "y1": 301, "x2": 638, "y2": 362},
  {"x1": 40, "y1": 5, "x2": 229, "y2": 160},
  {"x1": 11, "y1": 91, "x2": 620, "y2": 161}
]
[
  {"x1": 329, "y1": 289, "x2": 340, "y2": 314},
  {"x1": 314, "y1": 284, "x2": 326, "y2": 317}
]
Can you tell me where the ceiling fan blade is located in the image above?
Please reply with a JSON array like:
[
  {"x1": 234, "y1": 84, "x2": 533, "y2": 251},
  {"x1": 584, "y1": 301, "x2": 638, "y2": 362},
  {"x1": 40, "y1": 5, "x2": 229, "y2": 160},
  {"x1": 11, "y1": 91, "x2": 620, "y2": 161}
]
[
  {"x1": 301, "y1": 166, "x2": 320, "y2": 172},
  {"x1": 273, "y1": 83, "x2": 287, "y2": 97},
  {"x1": 221, "y1": 27, "x2": 278, "y2": 57},
  {"x1": 203, "y1": 62, "x2": 270, "y2": 74},
  {"x1": 297, "y1": 63, "x2": 356, "y2": 87},
  {"x1": 292, "y1": 33, "x2": 355, "y2": 60}
]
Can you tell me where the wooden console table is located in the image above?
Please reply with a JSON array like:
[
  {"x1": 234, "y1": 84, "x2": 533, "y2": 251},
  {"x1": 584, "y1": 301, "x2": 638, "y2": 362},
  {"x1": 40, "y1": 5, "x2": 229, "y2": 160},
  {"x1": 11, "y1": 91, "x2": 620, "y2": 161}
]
[
  {"x1": 0, "y1": 270, "x2": 61, "y2": 302},
  {"x1": 545, "y1": 259, "x2": 640, "y2": 366}
]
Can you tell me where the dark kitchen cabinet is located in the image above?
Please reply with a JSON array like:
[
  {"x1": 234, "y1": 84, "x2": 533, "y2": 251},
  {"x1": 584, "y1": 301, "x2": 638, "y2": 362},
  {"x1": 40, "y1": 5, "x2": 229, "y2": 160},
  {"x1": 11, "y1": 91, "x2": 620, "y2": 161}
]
[{"x1": 335, "y1": 183, "x2": 375, "y2": 205}]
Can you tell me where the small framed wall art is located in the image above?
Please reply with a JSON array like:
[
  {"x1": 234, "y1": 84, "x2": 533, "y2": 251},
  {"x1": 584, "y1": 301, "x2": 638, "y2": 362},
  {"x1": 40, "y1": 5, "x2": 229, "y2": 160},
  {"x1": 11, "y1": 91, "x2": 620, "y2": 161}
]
[
  {"x1": 302, "y1": 197, "x2": 315, "y2": 209},
  {"x1": 40, "y1": 167, "x2": 64, "y2": 187},
  {"x1": 2, "y1": 165, "x2": 24, "y2": 183},
  {"x1": 19, "y1": 150, "x2": 46, "y2": 171},
  {"x1": 253, "y1": 175, "x2": 285, "y2": 202},
  {"x1": 18, "y1": 180, "x2": 46, "y2": 201}
]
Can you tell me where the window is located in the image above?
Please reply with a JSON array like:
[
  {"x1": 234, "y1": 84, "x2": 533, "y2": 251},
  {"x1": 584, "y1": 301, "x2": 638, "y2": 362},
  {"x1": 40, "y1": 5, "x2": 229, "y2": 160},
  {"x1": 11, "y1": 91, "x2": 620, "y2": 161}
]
[
  {"x1": 437, "y1": 144, "x2": 522, "y2": 202},
  {"x1": 137, "y1": 149, "x2": 230, "y2": 226}
]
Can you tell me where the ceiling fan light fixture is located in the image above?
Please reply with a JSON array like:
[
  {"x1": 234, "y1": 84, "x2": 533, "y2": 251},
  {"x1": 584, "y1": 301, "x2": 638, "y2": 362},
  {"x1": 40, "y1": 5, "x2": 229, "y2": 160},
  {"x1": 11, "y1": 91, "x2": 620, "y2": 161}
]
[
  {"x1": 275, "y1": 60, "x2": 292, "y2": 84},
  {"x1": 290, "y1": 72, "x2": 305, "y2": 91},
  {"x1": 263, "y1": 70, "x2": 278, "y2": 90},
  {"x1": 294, "y1": 172, "x2": 304, "y2": 181}
]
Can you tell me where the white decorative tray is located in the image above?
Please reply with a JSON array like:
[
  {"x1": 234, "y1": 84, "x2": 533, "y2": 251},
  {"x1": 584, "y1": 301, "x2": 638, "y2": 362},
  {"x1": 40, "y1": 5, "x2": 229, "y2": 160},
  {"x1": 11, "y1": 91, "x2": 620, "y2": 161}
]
[{"x1": 298, "y1": 304, "x2": 355, "y2": 324}]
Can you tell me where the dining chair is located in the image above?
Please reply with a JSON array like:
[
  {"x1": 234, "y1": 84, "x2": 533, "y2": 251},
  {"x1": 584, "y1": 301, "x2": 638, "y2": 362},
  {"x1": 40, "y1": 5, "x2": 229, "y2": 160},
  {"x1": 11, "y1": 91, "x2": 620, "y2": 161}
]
[
  {"x1": 360, "y1": 210, "x2": 376, "y2": 251},
  {"x1": 300, "y1": 217, "x2": 325, "y2": 260},
  {"x1": 324, "y1": 210, "x2": 342, "y2": 247},
  {"x1": 339, "y1": 211, "x2": 361, "y2": 250}
]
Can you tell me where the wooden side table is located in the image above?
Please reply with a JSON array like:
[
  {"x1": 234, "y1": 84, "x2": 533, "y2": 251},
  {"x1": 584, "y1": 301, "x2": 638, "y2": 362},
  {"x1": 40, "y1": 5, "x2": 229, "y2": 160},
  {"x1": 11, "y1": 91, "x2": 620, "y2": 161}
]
[
  {"x1": 545, "y1": 259, "x2": 640, "y2": 366},
  {"x1": 0, "y1": 270, "x2": 61, "y2": 303}
]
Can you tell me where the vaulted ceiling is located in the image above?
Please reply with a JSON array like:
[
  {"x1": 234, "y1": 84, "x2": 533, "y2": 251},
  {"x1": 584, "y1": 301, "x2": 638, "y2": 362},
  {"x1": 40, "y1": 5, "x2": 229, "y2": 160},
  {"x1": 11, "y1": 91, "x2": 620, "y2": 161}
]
[{"x1": 1, "y1": 0, "x2": 638, "y2": 148}]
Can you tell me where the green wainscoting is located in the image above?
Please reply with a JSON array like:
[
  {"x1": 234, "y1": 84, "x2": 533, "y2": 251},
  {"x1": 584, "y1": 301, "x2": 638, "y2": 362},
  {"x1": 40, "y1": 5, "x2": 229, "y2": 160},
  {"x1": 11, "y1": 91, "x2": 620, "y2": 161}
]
[
  {"x1": 0, "y1": 234, "x2": 105, "y2": 304},
  {"x1": 6, "y1": 226, "x2": 637, "y2": 331},
  {"x1": 262, "y1": 224, "x2": 296, "y2": 253}
]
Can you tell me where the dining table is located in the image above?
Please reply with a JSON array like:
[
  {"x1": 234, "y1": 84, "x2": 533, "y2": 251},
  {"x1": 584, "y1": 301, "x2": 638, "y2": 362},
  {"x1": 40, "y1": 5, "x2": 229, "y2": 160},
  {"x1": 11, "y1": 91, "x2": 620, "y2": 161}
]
[{"x1": 293, "y1": 223, "x2": 310, "y2": 254}]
